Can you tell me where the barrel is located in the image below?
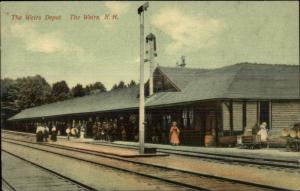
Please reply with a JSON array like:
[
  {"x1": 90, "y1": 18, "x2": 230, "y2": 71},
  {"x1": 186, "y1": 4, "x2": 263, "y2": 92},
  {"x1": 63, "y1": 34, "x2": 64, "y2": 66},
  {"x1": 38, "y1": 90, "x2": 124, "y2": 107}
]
[
  {"x1": 290, "y1": 129, "x2": 297, "y2": 138},
  {"x1": 205, "y1": 135, "x2": 216, "y2": 147},
  {"x1": 281, "y1": 128, "x2": 290, "y2": 137}
]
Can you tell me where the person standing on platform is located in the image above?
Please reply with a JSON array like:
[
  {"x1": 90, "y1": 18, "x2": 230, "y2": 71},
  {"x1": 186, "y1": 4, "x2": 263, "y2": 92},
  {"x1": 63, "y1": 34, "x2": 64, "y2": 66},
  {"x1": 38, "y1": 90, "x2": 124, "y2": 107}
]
[
  {"x1": 66, "y1": 126, "x2": 71, "y2": 140},
  {"x1": 96, "y1": 122, "x2": 102, "y2": 140},
  {"x1": 80, "y1": 121, "x2": 85, "y2": 139},
  {"x1": 103, "y1": 121, "x2": 109, "y2": 141},
  {"x1": 36, "y1": 123, "x2": 44, "y2": 142},
  {"x1": 121, "y1": 125, "x2": 127, "y2": 141},
  {"x1": 92, "y1": 122, "x2": 98, "y2": 140},
  {"x1": 107, "y1": 120, "x2": 112, "y2": 142},
  {"x1": 257, "y1": 122, "x2": 268, "y2": 147},
  {"x1": 44, "y1": 123, "x2": 49, "y2": 142},
  {"x1": 51, "y1": 123, "x2": 57, "y2": 142},
  {"x1": 111, "y1": 119, "x2": 117, "y2": 142},
  {"x1": 169, "y1": 121, "x2": 180, "y2": 146}
]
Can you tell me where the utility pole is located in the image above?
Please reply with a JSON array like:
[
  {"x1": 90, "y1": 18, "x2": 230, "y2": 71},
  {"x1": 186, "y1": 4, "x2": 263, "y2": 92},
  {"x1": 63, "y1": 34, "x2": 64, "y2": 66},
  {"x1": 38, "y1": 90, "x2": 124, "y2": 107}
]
[
  {"x1": 138, "y1": 2, "x2": 149, "y2": 154},
  {"x1": 146, "y1": 33, "x2": 157, "y2": 96}
]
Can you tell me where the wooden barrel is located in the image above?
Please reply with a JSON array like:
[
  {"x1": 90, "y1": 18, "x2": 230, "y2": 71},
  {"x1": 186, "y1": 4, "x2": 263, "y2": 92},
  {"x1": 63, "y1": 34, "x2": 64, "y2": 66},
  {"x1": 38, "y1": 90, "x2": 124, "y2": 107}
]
[
  {"x1": 290, "y1": 129, "x2": 297, "y2": 138},
  {"x1": 297, "y1": 131, "x2": 300, "y2": 139},
  {"x1": 205, "y1": 135, "x2": 216, "y2": 147},
  {"x1": 281, "y1": 128, "x2": 290, "y2": 137}
]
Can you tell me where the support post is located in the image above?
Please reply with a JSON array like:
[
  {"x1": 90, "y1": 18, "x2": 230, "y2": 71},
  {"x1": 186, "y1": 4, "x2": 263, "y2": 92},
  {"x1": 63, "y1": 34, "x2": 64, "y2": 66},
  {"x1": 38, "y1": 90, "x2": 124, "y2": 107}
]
[
  {"x1": 137, "y1": 2, "x2": 149, "y2": 154},
  {"x1": 229, "y1": 100, "x2": 233, "y2": 135},
  {"x1": 139, "y1": 11, "x2": 145, "y2": 154}
]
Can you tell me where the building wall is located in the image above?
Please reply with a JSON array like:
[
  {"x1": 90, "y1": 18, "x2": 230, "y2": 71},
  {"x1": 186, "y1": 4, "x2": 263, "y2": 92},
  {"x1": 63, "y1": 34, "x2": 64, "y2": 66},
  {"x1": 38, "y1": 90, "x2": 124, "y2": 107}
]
[
  {"x1": 271, "y1": 101, "x2": 300, "y2": 134},
  {"x1": 222, "y1": 103, "x2": 230, "y2": 131},
  {"x1": 246, "y1": 101, "x2": 257, "y2": 128},
  {"x1": 233, "y1": 102, "x2": 243, "y2": 131},
  {"x1": 222, "y1": 100, "x2": 300, "y2": 136},
  {"x1": 222, "y1": 102, "x2": 244, "y2": 132}
]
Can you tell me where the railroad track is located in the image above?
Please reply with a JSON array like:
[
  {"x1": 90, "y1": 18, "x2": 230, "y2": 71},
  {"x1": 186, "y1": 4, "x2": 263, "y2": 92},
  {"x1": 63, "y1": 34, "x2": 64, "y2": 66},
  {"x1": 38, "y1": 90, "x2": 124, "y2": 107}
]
[
  {"x1": 87, "y1": 141, "x2": 300, "y2": 170},
  {"x1": 3, "y1": 130, "x2": 298, "y2": 170},
  {"x1": 2, "y1": 138, "x2": 288, "y2": 191},
  {"x1": 1, "y1": 149, "x2": 95, "y2": 191}
]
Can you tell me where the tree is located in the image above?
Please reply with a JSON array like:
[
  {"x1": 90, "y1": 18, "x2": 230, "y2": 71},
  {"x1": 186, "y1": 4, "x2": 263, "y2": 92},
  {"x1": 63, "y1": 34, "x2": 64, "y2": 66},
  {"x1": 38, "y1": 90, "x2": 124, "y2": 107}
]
[
  {"x1": 85, "y1": 82, "x2": 106, "y2": 95},
  {"x1": 111, "y1": 83, "x2": 118, "y2": 90},
  {"x1": 111, "y1": 81, "x2": 127, "y2": 90},
  {"x1": 117, "y1": 81, "x2": 126, "y2": 89},
  {"x1": 14, "y1": 75, "x2": 52, "y2": 109},
  {"x1": 51, "y1": 81, "x2": 71, "y2": 102},
  {"x1": 127, "y1": 80, "x2": 137, "y2": 87},
  {"x1": 71, "y1": 84, "x2": 85, "y2": 97},
  {"x1": 1, "y1": 78, "x2": 20, "y2": 123}
]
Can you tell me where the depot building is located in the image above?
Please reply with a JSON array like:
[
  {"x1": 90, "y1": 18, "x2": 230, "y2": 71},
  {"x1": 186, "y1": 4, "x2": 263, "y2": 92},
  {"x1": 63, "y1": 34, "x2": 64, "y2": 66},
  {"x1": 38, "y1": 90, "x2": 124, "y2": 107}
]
[{"x1": 7, "y1": 63, "x2": 300, "y2": 146}]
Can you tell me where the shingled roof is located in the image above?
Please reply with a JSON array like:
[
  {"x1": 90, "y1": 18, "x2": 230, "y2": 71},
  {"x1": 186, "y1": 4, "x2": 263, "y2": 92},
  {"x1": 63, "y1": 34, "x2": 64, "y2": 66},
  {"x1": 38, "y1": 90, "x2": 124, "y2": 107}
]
[
  {"x1": 9, "y1": 63, "x2": 299, "y2": 120},
  {"x1": 9, "y1": 86, "x2": 139, "y2": 120},
  {"x1": 146, "y1": 63, "x2": 299, "y2": 107}
]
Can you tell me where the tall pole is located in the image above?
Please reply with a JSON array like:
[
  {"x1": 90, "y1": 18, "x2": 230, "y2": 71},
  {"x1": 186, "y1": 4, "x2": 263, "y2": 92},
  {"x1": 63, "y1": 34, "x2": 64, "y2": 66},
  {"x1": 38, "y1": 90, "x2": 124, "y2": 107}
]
[
  {"x1": 138, "y1": 2, "x2": 148, "y2": 154},
  {"x1": 139, "y1": 12, "x2": 145, "y2": 154}
]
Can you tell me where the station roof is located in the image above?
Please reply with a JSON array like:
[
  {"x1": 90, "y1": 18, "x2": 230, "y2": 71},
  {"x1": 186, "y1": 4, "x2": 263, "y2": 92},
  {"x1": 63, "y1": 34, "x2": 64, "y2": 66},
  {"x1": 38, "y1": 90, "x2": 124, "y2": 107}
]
[
  {"x1": 9, "y1": 86, "x2": 139, "y2": 120},
  {"x1": 9, "y1": 63, "x2": 299, "y2": 121},
  {"x1": 147, "y1": 63, "x2": 300, "y2": 107}
]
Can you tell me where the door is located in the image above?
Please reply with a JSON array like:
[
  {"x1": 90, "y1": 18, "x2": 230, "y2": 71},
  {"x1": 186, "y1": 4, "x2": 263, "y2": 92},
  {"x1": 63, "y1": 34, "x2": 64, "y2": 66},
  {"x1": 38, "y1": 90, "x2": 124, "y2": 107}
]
[{"x1": 259, "y1": 101, "x2": 270, "y2": 129}]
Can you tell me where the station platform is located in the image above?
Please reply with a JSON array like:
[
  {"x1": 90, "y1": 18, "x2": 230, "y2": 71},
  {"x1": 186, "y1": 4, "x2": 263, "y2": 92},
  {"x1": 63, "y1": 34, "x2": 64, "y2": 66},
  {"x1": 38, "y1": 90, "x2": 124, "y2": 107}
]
[
  {"x1": 48, "y1": 138, "x2": 168, "y2": 158},
  {"x1": 73, "y1": 137, "x2": 300, "y2": 162},
  {"x1": 2, "y1": 130, "x2": 300, "y2": 161}
]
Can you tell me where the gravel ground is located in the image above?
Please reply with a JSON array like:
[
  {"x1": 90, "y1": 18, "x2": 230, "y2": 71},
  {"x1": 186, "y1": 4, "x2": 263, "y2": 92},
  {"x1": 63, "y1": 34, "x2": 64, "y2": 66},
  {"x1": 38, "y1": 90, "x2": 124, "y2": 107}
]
[
  {"x1": 2, "y1": 142, "x2": 193, "y2": 191},
  {"x1": 3, "y1": 131, "x2": 300, "y2": 190}
]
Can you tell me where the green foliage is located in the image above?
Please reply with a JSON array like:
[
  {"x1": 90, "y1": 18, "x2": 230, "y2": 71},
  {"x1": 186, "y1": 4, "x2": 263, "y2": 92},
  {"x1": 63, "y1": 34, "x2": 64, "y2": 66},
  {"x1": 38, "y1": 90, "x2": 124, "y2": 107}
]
[
  {"x1": 51, "y1": 81, "x2": 71, "y2": 102},
  {"x1": 111, "y1": 81, "x2": 128, "y2": 90},
  {"x1": 14, "y1": 75, "x2": 52, "y2": 109},
  {"x1": 127, "y1": 80, "x2": 137, "y2": 87},
  {"x1": 1, "y1": 75, "x2": 135, "y2": 122},
  {"x1": 85, "y1": 81, "x2": 107, "y2": 95},
  {"x1": 71, "y1": 84, "x2": 85, "y2": 97},
  {"x1": 1, "y1": 78, "x2": 20, "y2": 119},
  {"x1": 1, "y1": 75, "x2": 52, "y2": 121}
]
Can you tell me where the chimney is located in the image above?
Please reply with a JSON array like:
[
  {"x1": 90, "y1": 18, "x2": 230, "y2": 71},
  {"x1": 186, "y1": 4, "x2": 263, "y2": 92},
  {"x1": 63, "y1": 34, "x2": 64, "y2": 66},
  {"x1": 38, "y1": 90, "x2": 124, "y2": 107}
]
[{"x1": 176, "y1": 56, "x2": 186, "y2": 67}]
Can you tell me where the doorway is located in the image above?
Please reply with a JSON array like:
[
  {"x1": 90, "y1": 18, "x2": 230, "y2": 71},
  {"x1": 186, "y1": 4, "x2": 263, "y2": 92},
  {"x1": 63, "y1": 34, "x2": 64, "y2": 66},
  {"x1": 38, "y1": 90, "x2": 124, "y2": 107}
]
[{"x1": 259, "y1": 101, "x2": 270, "y2": 129}]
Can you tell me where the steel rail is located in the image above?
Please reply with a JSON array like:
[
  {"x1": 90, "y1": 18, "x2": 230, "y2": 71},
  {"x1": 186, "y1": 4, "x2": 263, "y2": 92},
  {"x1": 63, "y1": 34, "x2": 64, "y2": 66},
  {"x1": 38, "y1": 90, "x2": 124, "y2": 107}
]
[
  {"x1": 2, "y1": 138, "x2": 290, "y2": 191},
  {"x1": 2, "y1": 130, "x2": 299, "y2": 170},
  {"x1": 3, "y1": 130, "x2": 297, "y2": 165},
  {"x1": 2, "y1": 177, "x2": 16, "y2": 191},
  {"x1": 1, "y1": 149, "x2": 96, "y2": 191}
]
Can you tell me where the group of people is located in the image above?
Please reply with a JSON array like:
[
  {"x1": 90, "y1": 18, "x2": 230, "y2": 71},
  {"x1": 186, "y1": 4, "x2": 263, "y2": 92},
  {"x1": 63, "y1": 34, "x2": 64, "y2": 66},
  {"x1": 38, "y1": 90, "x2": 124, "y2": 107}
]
[
  {"x1": 34, "y1": 118, "x2": 181, "y2": 146},
  {"x1": 36, "y1": 123, "x2": 57, "y2": 142},
  {"x1": 91, "y1": 121, "x2": 117, "y2": 142},
  {"x1": 85, "y1": 117, "x2": 139, "y2": 142}
]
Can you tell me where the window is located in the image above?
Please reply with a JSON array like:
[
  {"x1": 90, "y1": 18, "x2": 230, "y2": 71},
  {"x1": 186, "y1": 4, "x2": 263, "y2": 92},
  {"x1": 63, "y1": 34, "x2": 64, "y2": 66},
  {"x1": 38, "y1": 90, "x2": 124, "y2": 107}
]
[
  {"x1": 182, "y1": 107, "x2": 194, "y2": 128},
  {"x1": 163, "y1": 114, "x2": 171, "y2": 130}
]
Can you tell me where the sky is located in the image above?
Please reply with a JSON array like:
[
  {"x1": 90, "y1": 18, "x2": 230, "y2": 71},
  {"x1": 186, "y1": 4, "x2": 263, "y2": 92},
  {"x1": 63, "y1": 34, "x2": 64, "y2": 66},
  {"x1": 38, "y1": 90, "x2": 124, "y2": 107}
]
[{"x1": 1, "y1": 1, "x2": 299, "y2": 89}]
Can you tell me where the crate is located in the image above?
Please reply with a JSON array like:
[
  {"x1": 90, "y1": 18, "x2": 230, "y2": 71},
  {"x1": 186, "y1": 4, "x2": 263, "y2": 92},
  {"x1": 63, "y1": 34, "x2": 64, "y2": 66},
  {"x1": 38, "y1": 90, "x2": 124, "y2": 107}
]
[
  {"x1": 241, "y1": 135, "x2": 261, "y2": 149},
  {"x1": 218, "y1": 136, "x2": 237, "y2": 147}
]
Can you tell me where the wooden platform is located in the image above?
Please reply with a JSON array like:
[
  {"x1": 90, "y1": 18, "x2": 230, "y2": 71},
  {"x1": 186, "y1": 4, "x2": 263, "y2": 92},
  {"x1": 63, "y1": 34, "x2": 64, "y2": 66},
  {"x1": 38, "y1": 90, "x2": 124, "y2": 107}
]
[{"x1": 47, "y1": 141, "x2": 169, "y2": 158}]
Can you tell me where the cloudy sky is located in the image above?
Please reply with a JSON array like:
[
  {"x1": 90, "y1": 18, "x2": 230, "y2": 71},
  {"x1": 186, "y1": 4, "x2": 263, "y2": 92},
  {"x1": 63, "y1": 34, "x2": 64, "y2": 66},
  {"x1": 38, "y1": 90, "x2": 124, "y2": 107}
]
[{"x1": 1, "y1": 1, "x2": 299, "y2": 89}]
